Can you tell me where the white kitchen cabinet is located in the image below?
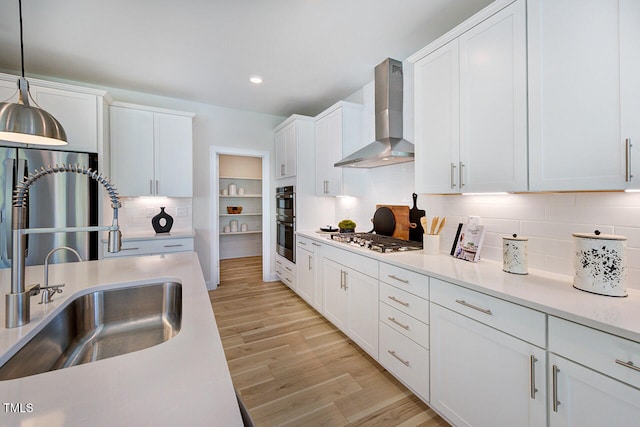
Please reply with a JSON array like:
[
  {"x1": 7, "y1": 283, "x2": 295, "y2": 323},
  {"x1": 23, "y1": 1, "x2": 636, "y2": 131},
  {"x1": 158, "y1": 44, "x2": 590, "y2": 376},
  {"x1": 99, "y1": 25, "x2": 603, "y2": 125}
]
[
  {"x1": 296, "y1": 238, "x2": 315, "y2": 306},
  {"x1": 275, "y1": 253, "x2": 296, "y2": 290},
  {"x1": 0, "y1": 74, "x2": 105, "y2": 153},
  {"x1": 412, "y1": 0, "x2": 527, "y2": 193},
  {"x1": 110, "y1": 103, "x2": 194, "y2": 197},
  {"x1": 322, "y1": 247, "x2": 378, "y2": 358},
  {"x1": 429, "y1": 278, "x2": 547, "y2": 427},
  {"x1": 314, "y1": 101, "x2": 362, "y2": 196},
  {"x1": 548, "y1": 316, "x2": 640, "y2": 426},
  {"x1": 528, "y1": 0, "x2": 640, "y2": 191},
  {"x1": 274, "y1": 120, "x2": 296, "y2": 179},
  {"x1": 102, "y1": 235, "x2": 194, "y2": 258}
]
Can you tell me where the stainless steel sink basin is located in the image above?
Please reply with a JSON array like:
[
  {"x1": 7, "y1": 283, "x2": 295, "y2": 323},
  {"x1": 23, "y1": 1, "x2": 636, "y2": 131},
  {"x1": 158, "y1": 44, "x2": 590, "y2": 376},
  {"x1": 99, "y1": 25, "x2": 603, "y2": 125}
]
[{"x1": 0, "y1": 281, "x2": 182, "y2": 380}]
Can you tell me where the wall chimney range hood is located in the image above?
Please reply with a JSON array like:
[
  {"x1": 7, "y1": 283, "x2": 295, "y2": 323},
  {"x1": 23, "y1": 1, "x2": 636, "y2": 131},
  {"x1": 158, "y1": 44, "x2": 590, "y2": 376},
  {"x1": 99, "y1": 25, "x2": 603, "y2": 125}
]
[{"x1": 335, "y1": 58, "x2": 414, "y2": 168}]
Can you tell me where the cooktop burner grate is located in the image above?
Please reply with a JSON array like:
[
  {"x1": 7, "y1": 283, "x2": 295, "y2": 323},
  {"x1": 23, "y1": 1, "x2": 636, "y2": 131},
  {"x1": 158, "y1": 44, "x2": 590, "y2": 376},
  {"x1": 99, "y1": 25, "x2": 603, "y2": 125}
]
[{"x1": 330, "y1": 232, "x2": 423, "y2": 253}]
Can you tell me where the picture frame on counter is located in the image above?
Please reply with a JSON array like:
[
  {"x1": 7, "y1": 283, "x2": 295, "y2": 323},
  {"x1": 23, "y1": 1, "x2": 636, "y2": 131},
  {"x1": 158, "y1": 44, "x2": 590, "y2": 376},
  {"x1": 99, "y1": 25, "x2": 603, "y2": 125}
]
[{"x1": 451, "y1": 223, "x2": 486, "y2": 262}]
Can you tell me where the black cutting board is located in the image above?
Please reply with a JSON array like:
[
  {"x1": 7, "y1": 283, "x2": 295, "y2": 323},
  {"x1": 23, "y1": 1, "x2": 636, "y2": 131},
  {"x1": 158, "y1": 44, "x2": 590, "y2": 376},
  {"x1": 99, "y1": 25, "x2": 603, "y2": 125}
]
[{"x1": 409, "y1": 193, "x2": 425, "y2": 242}]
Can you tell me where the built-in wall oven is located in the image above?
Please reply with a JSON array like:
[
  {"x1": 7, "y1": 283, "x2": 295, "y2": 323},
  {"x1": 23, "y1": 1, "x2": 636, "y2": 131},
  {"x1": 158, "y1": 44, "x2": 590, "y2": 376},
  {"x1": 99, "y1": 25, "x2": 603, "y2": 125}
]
[{"x1": 276, "y1": 186, "x2": 295, "y2": 263}]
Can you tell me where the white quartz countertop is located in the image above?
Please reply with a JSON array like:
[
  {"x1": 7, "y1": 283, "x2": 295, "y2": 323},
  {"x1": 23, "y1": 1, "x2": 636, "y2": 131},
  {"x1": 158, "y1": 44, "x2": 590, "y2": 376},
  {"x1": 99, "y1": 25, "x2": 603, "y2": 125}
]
[
  {"x1": 101, "y1": 229, "x2": 196, "y2": 242},
  {"x1": 0, "y1": 252, "x2": 242, "y2": 427},
  {"x1": 298, "y1": 230, "x2": 640, "y2": 343}
]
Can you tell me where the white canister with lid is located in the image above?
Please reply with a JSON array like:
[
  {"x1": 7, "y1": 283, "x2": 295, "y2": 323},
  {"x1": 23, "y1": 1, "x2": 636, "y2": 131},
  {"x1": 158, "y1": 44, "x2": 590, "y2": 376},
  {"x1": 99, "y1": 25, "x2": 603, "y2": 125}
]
[
  {"x1": 503, "y1": 234, "x2": 528, "y2": 275},
  {"x1": 228, "y1": 183, "x2": 237, "y2": 196},
  {"x1": 573, "y1": 230, "x2": 627, "y2": 297}
]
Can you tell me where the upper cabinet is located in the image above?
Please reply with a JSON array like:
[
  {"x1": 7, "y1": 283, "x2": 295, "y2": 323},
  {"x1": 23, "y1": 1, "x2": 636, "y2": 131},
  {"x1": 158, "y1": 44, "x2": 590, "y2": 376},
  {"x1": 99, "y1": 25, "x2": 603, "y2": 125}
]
[
  {"x1": 528, "y1": 0, "x2": 640, "y2": 191},
  {"x1": 110, "y1": 103, "x2": 194, "y2": 197},
  {"x1": 314, "y1": 101, "x2": 362, "y2": 196},
  {"x1": 0, "y1": 74, "x2": 105, "y2": 153},
  {"x1": 274, "y1": 121, "x2": 297, "y2": 179},
  {"x1": 411, "y1": 0, "x2": 527, "y2": 194}
]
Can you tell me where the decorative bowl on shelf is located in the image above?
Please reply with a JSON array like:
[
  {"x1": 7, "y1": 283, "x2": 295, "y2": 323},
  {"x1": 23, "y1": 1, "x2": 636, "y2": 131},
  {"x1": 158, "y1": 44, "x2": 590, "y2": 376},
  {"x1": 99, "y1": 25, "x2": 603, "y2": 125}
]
[{"x1": 227, "y1": 206, "x2": 243, "y2": 214}]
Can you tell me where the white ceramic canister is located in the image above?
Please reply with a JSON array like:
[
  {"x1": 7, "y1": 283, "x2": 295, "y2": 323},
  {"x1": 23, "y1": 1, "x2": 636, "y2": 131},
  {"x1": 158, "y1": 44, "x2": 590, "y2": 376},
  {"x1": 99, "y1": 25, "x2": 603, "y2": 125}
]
[
  {"x1": 228, "y1": 183, "x2": 237, "y2": 196},
  {"x1": 241, "y1": 223, "x2": 248, "y2": 232},
  {"x1": 238, "y1": 187, "x2": 245, "y2": 196},
  {"x1": 502, "y1": 234, "x2": 528, "y2": 275},
  {"x1": 230, "y1": 220, "x2": 239, "y2": 232},
  {"x1": 572, "y1": 230, "x2": 627, "y2": 297}
]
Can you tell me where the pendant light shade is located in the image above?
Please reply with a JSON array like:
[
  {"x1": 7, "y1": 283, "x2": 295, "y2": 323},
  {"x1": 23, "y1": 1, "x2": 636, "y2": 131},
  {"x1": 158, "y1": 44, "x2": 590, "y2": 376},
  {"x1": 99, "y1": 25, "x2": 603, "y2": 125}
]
[{"x1": 0, "y1": 1, "x2": 67, "y2": 146}]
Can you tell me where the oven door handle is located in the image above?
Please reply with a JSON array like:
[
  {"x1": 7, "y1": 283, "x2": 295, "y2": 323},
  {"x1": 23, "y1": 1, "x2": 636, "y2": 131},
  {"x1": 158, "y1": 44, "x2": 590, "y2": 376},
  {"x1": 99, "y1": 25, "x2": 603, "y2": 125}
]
[{"x1": 276, "y1": 219, "x2": 294, "y2": 226}]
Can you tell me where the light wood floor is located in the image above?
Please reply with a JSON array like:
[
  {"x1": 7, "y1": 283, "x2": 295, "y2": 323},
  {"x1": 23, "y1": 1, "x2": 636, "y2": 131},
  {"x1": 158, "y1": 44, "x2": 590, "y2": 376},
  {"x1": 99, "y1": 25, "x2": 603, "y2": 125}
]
[{"x1": 209, "y1": 256, "x2": 449, "y2": 427}]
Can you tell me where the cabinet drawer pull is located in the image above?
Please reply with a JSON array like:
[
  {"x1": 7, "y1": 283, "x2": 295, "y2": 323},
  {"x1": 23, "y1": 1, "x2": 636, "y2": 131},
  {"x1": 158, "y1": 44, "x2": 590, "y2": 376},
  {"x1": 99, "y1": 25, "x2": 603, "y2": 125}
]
[
  {"x1": 298, "y1": 241, "x2": 307, "y2": 246},
  {"x1": 388, "y1": 350, "x2": 410, "y2": 367},
  {"x1": 122, "y1": 247, "x2": 140, "y2": 251},
  {"x1": 552, "y1": 365, "x2": 561, "y2": 412},
  {"x1": 388, "y1": 317, "x2": 409, "y2": 330},
  {"x1": 615, "y1": 359, "x2": 640, "y2": 372},
  {"x1": 276, "y1": 260, "x2": 282, "y2": 265},
  {"x1": 387, "y1": 295, "x2": 409, "y2": 307},
  {"x1": 455, "y1": 299, "x2": 492, "y2": 315},
  {"x1": 285, "y1": 277, "x2": 292, "y2": 284},
  {"x1": 529, "y1": 355, "x2": 539, "y2": 399},
  {"x1": 163, "y1": 244, "x2": 184, "y2": 248},
  {"x1": 285, "y1": 266, "x2": 292, "y2": 272},
  {"x1": 149, "y1": 180, "x2": 153, "y2": 194},
  {"x1": 388, "y1": 274, "x2": 409, "y2": 284},
  {"x1": 276, "y1": 269, "x2": 282, "y2": 275},
  {"x1": 312, "y1": 242, "x2": 321, "y2": 247}
]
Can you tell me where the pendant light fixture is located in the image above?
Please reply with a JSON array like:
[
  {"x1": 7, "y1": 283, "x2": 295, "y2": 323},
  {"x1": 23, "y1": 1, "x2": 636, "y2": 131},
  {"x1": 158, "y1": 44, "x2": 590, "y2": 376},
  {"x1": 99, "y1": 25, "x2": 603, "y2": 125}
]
[{"x1": 0, "y1": 0, "x2": 67, "y2": 146}]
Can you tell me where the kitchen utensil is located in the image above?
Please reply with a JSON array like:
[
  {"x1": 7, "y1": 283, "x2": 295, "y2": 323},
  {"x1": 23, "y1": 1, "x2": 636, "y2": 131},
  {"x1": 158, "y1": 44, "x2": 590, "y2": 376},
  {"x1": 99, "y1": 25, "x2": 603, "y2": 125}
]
[
  {"x1": 409, "y1": 193, "x2": 426, "y2": 242},
  {"x1": 370, "y1": 206, "x2": 396, "y2": 236},
  {"x1": 421, "y1": 216, "x2": 427, "y2": 232},
  {"x1": 430, "y1": 216, "x2": 439, "y2": 235},
  {"x1": 375, "y1": 205, "x2": 410, "y2": 239},
  {"x1": 573, "y1": 230, "x2": 627, "y2": 297},
  {"x1": 503, "y1": 234, "x2": 528, "y2": 275},
  {"x1": 435, "y1": 217, "x2": 446, "y2": 235}
]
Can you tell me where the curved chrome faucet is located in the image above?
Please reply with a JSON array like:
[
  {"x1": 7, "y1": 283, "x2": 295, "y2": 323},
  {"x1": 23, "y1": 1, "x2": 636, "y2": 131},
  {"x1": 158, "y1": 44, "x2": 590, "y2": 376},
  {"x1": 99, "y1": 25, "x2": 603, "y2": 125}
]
[
  {"x1": 40, "y1": 246, "x2": 83, "y2": 304},
  {"x1": 5, "y1": 164, "x2": 122, "y2": 328}
]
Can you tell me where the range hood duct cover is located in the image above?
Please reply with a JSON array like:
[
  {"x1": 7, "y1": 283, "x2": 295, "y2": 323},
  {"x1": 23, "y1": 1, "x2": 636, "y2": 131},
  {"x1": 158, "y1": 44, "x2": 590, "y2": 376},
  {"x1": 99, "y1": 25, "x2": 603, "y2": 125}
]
[{"x1": 335, "y1": 58, "x2": 414, "y2": 168}]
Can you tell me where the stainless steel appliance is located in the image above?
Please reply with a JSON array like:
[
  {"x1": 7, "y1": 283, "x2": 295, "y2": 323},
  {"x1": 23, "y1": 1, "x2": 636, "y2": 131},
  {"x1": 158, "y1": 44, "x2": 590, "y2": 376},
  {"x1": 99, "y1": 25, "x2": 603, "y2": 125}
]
[
  {"x1": 0, "y1": 147, "x2": 98, "y2": 268},
  {"x1": 276, "y1": 186, "x2": 295, "y2": 263},
  {"x1": 330, "y1": 232, "x2": 422, "y2": 253}
]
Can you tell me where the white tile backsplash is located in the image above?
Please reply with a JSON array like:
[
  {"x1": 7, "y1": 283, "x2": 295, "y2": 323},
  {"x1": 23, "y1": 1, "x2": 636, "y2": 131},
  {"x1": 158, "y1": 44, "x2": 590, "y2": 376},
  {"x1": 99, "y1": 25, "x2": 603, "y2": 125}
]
[{"x1": 117, "y1": 197, "x2": 193, "y2": 235}]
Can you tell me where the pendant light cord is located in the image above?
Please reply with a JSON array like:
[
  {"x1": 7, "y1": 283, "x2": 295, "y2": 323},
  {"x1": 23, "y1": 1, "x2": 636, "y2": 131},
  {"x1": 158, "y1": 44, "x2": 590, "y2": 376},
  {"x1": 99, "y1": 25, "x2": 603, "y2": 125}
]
[{"x1": 18, "y1": 0, "x2": 25, "y2": 78}]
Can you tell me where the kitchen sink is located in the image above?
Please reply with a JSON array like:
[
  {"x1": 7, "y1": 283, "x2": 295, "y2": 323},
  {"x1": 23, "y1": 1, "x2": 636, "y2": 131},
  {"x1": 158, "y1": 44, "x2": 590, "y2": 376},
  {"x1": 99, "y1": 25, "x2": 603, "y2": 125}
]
[{"x1": 0, "y1": 281, "x2": 182, "y2": 380}]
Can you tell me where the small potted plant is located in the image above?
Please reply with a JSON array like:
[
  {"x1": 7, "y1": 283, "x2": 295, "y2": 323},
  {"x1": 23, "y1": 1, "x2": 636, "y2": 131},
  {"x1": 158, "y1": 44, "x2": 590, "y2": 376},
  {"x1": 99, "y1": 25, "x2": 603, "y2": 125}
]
[{"x1": 338, "y1": 219, "x2": 356, "y2": 233}]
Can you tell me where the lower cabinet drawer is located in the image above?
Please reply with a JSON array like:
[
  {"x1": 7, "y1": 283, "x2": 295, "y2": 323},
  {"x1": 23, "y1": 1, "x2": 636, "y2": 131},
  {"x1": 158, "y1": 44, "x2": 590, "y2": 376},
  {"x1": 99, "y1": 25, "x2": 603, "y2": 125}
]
[
  {"x1": 379, "y1": 282, "x2": 429, "y2": 324},
  {"x1": 379, "y1": 301, "x2": 429, "y2": 349},
  {"x1": 379, "y1": 322, "x2": 429, "y2": 402},
  {"x1": 276, "y1": 267, "x2": 296, "y2": 290},
  {"x1": 103, "y1": 237, "x2": 194, "y2": 258}
]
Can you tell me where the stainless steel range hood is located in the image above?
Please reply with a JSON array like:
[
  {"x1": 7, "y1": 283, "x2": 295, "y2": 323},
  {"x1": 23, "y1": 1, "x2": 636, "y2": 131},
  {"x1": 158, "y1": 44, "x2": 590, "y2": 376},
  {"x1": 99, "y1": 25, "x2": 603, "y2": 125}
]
[{"x1": 335, "y1": 58, "x2": 414, "y2": 168}]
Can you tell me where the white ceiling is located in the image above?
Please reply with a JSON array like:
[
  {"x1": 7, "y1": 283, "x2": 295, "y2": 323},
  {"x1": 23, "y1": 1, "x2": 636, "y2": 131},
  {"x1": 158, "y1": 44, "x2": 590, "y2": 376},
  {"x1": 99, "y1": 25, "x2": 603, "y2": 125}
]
[{"x1": 0, "y1": 0, "x2": 493, "y2": 117}]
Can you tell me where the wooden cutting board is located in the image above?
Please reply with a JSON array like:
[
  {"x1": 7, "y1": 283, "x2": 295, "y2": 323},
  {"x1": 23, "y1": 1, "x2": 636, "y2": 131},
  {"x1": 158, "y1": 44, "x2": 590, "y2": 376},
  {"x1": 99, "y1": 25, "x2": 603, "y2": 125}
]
[{"x1": 376, "y1": 205, "x2": 410, "y2": 240}]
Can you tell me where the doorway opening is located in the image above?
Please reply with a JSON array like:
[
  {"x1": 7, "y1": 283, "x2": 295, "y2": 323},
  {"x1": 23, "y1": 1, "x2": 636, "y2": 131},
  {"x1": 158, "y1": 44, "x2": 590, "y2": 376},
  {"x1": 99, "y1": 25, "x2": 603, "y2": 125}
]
[{"x1": 210, "y1": 147, "x2": 271, "y2": 288}]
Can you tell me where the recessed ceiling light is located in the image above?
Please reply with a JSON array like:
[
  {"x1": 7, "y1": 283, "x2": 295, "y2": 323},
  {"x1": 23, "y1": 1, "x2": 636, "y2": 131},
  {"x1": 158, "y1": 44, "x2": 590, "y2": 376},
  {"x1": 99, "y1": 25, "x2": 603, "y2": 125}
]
[{"x1": 249, "y1": 76, "x2": 263, "y2": 84}]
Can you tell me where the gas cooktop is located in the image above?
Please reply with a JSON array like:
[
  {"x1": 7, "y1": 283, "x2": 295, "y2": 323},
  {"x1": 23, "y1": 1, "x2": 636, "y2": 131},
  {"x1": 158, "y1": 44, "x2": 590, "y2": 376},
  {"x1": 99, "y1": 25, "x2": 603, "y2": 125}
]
[{"x1": 330, "y1": 232, "x2": 423, "y2": 253}]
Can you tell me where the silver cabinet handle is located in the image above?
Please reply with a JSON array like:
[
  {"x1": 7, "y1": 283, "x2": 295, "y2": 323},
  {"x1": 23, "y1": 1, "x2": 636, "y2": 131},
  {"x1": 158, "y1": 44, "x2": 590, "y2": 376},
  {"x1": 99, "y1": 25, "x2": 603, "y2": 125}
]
[
  {"x1": 280, "y1": 164, "x2": 285, "y2": 176},
  {"x1": 450, "y1": 162, "x2": 457, "y2": 189},
  {"x1": 459, "y1": 162, "x2": 466, "y2": 189},
  {"x1": 298, "y1": 241, "x2": 307, "y2": 246},
  {"x1": 552, "y1": 365, "x2": 561, "y2": 412},
  {"x1": 339, "y1": 270, "x2": 344, "y2": 289},
  {"x1": 387, "y1": 295, "x2": 409, "y2": 307},
  {"x1": 388, "y1": 317, "x2": 409, "y2": 330},
  {"x1": 615, "y1": 359, "x2": 640, "y2": 372},
  {"x1": 388, "y1": 274, "x2": 409, "y2": 284},
  {"x1": 150, "y1": 180, "x2": 153, "y2": 194},
  {"x1": 388, "y1": 350, "x2": 410, "y2": 367},
  {"x1": 276, "y1": 260, "x2": 282, "y2": 265},
  {"x1": 156, "y1": 180, "x2": 159, "y2": 194},
  {"x1": 163, "y1": 244, "x2": 184, "y2": 248},
  {"x1": 312, "y1": 242, "x2": 321, "y2": 247},
  {"x1": 308, "y1": 255, "x2": 312, "y2": 271},
  {"x1": 122, "y1": 247, "x2": 140, "y2": 251},
  {"x1": 323, "y1": 180, "x2": 329, "y2": 194},
  {"x1": 530, "y1": 355, "x2": 539, "y2": 399},
  {"x1": 342, "y1": 270, "x2": 348, "y2": 289},
  {"x1": 626, "y1": 138, "x2": 633, "y2": 182},
  {"x1": 284, "y1": 277, "x2": 292, "y2": 284},
  {"x1": 455, "y1": 299, "x2": 492, "y2": 315},
  {"x1": 285, "y1": 266, "x2": 292, "y2": 272}
]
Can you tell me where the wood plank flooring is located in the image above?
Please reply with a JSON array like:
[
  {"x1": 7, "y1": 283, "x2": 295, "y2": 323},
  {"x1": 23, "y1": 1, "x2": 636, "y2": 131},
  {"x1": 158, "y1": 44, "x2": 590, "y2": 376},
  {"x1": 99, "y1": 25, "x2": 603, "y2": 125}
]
[{"x1": 209, "y1": 256, "x2": 449, "y2": 427}]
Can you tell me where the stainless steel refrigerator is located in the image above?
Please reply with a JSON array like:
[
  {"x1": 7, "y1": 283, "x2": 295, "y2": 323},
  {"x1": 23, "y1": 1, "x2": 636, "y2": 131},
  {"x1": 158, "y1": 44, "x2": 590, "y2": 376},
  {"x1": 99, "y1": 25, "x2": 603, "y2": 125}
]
[{"x1": 0, "y1": 147, "x2": 98, "y2": 268}]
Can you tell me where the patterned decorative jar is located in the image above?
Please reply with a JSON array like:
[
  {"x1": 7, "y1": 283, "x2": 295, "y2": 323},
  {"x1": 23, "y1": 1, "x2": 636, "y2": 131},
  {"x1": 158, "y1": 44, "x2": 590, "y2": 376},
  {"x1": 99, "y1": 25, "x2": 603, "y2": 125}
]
[
  {"x1": 572, "y1": 230, "x2": 627, "y2": 297},
  {"x1": 502, "y1": 234, "x2": 528, "y2": 275}
]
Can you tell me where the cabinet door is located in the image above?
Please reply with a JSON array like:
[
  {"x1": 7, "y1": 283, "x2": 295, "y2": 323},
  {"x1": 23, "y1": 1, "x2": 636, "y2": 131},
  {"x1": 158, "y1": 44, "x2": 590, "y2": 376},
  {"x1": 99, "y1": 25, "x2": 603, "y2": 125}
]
[
  {"x1": 528, "y1": 0, "x2": 625, "y2": 191},
  {"x1": 322, "y1": 257, "x2": 347, "y2": 331},
  {"x1": 32, "y1": 86, "x2": 99, "y2": 153},
  {"x1": 315, "y1": 109, "x2": 344, "y2": 196},
  {"x1": 345, "y1": 267, "x2": 378, "y2": 358},
  {"x1": 0, "y1": 79, "x2": 18, "y2": 103},
  {"x1": 430, "y1": 303, "x2": 547, "y2": 427},
  {"x1": 621, "y1": 0, "x2": 640, "y2": 187},
  {"x1": 154, "y1": 112, "x2": 193, "y2": 197},
  {"x1": 549, "y1": 354, "x2": 640, "y2": 427},
  {"x1": 275, "y1": 122, "x2": 295, "y2": 179},
  {"x1": 110, "y1": 106, "x2": 155, "y2": 196},
  {"x1": 414, "y1": 40, "x2": 460, "y2": 194},
  {"x1": 458, "y1": 0, "x2": 527, "y2": 192},
  {"x1": 296, "y1": 247, "x2": 314, "y2": 306}
]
